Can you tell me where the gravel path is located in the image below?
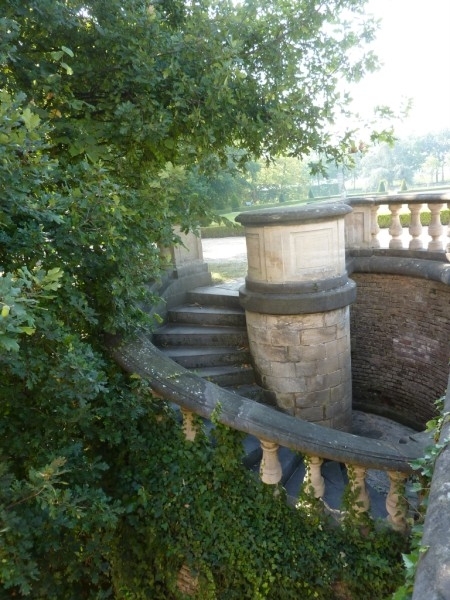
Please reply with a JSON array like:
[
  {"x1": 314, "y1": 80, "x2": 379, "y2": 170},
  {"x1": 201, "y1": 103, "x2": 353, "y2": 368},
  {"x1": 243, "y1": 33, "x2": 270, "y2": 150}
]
[{"x1": 202, "y1": 236, "x2": 247, "y2": 262}]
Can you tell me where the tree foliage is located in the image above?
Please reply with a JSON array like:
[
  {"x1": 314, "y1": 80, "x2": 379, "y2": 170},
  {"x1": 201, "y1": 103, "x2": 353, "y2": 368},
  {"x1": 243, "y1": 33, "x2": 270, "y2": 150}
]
[
  {"x1": 351, "y1": 130, "x2": 450, "y2": 191},
  {"x1": 0, "y1": 1, "x2": 398, "y2": 597}
]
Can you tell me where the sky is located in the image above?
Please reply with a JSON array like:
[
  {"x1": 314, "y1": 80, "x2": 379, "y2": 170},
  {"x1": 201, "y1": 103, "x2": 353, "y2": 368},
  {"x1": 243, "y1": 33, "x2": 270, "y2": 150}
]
[{"x1": 348, "y1": 0, "x2": 450, "y2": 137}]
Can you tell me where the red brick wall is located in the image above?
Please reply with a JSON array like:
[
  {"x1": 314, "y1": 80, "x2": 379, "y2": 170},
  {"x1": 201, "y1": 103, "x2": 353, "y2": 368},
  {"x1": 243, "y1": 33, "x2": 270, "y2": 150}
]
[{"x1": 350, "y1": 273, "x2": 450, "y2": 429}]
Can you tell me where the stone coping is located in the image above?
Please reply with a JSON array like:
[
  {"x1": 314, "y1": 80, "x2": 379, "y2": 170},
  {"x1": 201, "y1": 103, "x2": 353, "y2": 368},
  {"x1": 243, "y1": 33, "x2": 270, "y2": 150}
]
[
  {"x1": 239, "y1": 278, "x2": 356, "y2": 314},
  {"x1": 345, "y1": 192, "x2": 450, "y2": 205},
  {"x1": 413, "y1": 373, "x2": 450, "y2": 599},
  {"x1": 347, "y1": 251, "x2": 450, "y2": 285},
  {"x1": 243, "y1": 274, "x2": 350, "y2": 294},
  {"x1": 235, "y1": 202, "x2": 351, "y2": 226},
  {"x1": 108, "y1": 333, "x2": 430, "y2": 473}
]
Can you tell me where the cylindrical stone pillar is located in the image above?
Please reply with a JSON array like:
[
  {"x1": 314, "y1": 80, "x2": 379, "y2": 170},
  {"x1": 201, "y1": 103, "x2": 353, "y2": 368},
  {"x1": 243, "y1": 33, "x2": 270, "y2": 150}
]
[{"x1": 236, "y1": 203, "x2": 356, "y2": 431}]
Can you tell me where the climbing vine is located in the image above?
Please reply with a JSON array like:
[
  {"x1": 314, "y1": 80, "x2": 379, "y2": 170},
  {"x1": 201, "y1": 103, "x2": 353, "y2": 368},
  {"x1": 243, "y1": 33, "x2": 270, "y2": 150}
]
[
  {"x1": 392, "y1": 396, "x2": 450, "y2": 599},
  {"x1": 107, "y1": 415, "x2": 407, "y2": 600}
]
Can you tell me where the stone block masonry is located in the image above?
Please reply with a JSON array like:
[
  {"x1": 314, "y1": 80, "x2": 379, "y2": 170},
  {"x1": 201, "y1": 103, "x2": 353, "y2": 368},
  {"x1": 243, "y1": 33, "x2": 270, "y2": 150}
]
[
  {"x1": 237, "y1": 203, "x2": 356, "y2": 431},
  {"x1": 246, "y1": 307, "x2": 352, "y2": 430}
]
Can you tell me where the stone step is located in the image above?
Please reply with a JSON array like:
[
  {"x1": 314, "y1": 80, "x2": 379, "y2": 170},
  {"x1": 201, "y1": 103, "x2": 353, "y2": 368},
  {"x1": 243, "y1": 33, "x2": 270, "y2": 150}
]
[
  {"x1": 284, "y1": 459, "x2": 307, "y2": 506},
  {"x1": 195, "y1": 365, "x2": 255, "y2": 387},
  {"x1": 153, "y1": 323, "x2": 248, "y2": 347},
  {"x1": 242, "y1": 435, "x2": 263, "y2": 468},
  {"x1": 224, "y1": 383, "x2": 264, "y2": 402},
  {"x1": 365, "y1": 469, "x2": 390, "y2": 519},
  {"x1": 168, "y1": 304, "x2": 246, "y2": 327},
  {"x1": 284, "y1": 458, "x2": 348, "y2": 510},
  {"x1": 159, "y1": 345, "x2": 251, "y2": 369},
  {"x1": 279, "y1": 447, "x2": 303, "y2": 485},
  {"x1": 187, "y1": 286, "x2": 241, "y2": 310}
]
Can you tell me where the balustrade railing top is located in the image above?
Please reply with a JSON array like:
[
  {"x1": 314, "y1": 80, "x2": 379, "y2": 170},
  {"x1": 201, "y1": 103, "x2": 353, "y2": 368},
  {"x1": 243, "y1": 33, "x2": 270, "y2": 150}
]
[{"x1": 344, "y1": 192, "x2": 450, "y2": 253}]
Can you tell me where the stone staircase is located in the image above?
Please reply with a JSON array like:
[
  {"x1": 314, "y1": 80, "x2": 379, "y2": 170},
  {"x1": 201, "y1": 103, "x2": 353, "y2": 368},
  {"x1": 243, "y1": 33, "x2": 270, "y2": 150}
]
[
  {"x1": 153, "y1": 286, "x2": 256, "y2": 391},
  {"x1": 153, "y1": 284, "x2": 414, "y2": 520}
]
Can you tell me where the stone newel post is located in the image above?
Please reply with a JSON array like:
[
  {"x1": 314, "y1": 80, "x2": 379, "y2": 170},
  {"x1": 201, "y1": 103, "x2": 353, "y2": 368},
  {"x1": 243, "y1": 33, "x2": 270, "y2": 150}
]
[{"x1": 236, "y1": 203, "x2": 356, "y2": 431}]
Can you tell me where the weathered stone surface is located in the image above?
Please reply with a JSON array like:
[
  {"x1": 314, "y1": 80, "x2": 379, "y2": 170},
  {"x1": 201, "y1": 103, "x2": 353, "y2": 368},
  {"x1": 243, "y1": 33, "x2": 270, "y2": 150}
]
[
  {"x1": 287, "y1": 343, "x2": 326, "y2": 362},
  {"x1": 238, "y1": 204, "x2": 354, "y2": 430},
  {"x1": 413, "y1": 374, "x2": 450, "y2": 600},
  {"x1": 108, "y1": 333, "x2": 429, "y2": 470},
  {"x1": 275, "y1": 393, "x2": 296, "y2": 413},
  {"x1": 294, "y1": 361, "x2": 324, "y2": 378},
  {"x1": 301, "y1": 325, "x2": 338, "y2": 345},
  {"x1": 294, "y1": 404, "x2": 326, "y2": 421},
  {"x1": 269, "y1": 361, "x2": 297, "y2": 378}
]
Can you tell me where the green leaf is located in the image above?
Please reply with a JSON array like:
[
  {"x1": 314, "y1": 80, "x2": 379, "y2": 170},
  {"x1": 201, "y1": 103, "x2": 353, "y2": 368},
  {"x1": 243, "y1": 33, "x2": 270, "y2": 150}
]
[
  {"x1": 51, "y1": 50, "x2": 64, "y2": 61},
  {"x1": 18, "y1": 326, "x2": 36, "y2": 335},
  {"x1": 60, "y1": 62, "x2": 73, "y2": 76},
  {"x1": 21, "y1": 107, "x2": 40, "y2": 131},
  {"x1": 61, "y1": 46, "x2": 74, "y2": 58},
  {"x1": 0, "y1": 334, "x2": 20, "y2": 352}
]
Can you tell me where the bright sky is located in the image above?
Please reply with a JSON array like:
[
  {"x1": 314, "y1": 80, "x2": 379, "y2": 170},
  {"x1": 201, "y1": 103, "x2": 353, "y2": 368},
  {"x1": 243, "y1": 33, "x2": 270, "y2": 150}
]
[{"x1": 349, "y1": 0, "x2": 450, "y2": 137}]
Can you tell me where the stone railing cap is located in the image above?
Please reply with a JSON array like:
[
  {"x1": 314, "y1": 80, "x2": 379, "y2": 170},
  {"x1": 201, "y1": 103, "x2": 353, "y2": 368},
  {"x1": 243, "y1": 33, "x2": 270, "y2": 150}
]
[
  {"x1": 346, "y1": 192, "x2": 450, "y2": 206},
  {"x1": 108, "y1": 333, "x2": 430, "y2": 472},
  {"x1": 235, "y1": 202, "x2": 352, "y2": 226}
]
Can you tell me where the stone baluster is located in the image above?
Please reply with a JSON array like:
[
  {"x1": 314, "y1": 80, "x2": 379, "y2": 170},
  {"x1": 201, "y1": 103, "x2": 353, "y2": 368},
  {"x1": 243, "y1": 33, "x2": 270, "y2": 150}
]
[
  {"x1": 304, "y1": 455, "x2": 325, "y2": 498},
  {"x1": 408, "y1": 203, "x2": 424, "y2": 250},
  {"x1": 347, "y1": 465, "x2": 370, "y2": 513},
  {"x1": 181, "y1": 407, "x2": 198, "y2": 441},
  {"x1": 386, "y1": 471, "x2": 408, "y2": 532},
  {"x1": 388, "y1": 203, "x2": 404, "y2": 249},
  {"x1": 427, "y1": 202, "x2": 444, "y2": 252},
  {"x1": 370, "y1": 203, "x2": 380, "y2": 248},
  {"x1": 259, "y1": 440, "x2": 282, "y2": 485}
]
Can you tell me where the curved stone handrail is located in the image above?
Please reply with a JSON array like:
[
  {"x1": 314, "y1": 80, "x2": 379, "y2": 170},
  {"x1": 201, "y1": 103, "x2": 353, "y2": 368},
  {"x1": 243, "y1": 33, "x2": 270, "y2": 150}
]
[
  {"x1": 412, "y1": 373, "x2": 450, "y2": 599},
  {"x1": 108, "y1": 333, "x2": 429, "y2": 473},
  {"x1": 348, "y1": 251, "x2": 450, "y2": 284}
]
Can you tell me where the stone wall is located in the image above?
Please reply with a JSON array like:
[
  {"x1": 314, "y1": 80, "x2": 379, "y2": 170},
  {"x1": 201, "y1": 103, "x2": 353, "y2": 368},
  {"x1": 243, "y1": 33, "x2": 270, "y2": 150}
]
[
  {"x1": 246, "y1": 307, "x2": 352, "y2": 430},
  {"x1": 350, "y1": 272, "x2": 450, "y2": 429}
]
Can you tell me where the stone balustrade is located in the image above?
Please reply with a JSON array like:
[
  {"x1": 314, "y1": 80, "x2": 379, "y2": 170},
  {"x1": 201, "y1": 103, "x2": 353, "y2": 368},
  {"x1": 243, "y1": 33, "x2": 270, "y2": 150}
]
[
  {"x1": 109, "y1": 333, "x2": 429, "y2": 533},
  {"x1": 179, "y1": 416, "x2": 410, "y2": 531},
  {"x1": 345, "y1": 193, "x2": 450, "y2": 253}
]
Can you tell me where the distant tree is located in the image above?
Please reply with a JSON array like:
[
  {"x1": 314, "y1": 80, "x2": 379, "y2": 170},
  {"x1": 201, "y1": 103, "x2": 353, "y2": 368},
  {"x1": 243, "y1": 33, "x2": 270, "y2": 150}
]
[
  {"x1": 377, "y1": 179, "x2": 388, "y2": 193},
  {"x1": 253, "y1": 157, "x2": 310, "y2": 204},
  {"x1": 420, "y1": 155, "x2": 442, "y2": 184},
  {"x1": 359, "y1": 144, "x2": 396, "y2": 189},
  {"x1": 416, "y1": 130, "x2": 450, "y2": 183}
]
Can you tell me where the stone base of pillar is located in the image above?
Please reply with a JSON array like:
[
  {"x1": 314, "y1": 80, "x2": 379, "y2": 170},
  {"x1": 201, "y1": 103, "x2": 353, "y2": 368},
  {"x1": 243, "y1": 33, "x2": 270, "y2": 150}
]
[{"x1": 246, "y1": 307, "x2": 352, "y2": 431}]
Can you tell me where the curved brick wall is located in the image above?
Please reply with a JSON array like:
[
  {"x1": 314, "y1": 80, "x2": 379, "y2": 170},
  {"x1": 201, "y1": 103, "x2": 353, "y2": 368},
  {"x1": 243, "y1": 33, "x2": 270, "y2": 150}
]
[{"x1": 350, "y1": 272, "x2": 450, "y2": 429}]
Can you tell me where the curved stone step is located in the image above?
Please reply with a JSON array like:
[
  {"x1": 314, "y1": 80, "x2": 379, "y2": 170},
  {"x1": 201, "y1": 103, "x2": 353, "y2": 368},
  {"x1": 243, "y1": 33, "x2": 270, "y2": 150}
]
[
  {"x1": 169, "y1": 304, "x2": 246, "y2": 327},
  {"x1": 194, "y1": 365, "x2": 255, "y2": 387},
  {"x1": 187, "y1": 286, "x2": 241, "y2": 309},
  {"x1": 159, "y1": 345, "x2": 251, "y2": 369},
  {"x1": 153, "y1": 323, "x2": 248, "y2": 347}
]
